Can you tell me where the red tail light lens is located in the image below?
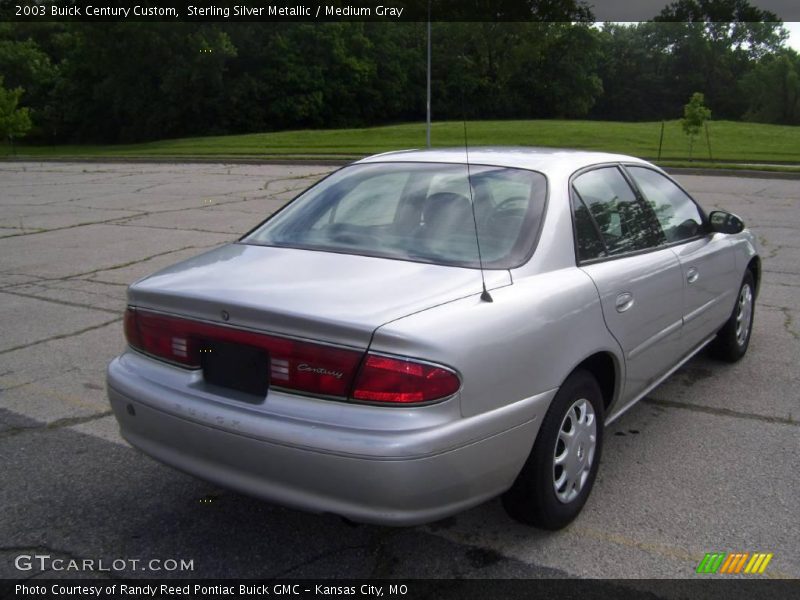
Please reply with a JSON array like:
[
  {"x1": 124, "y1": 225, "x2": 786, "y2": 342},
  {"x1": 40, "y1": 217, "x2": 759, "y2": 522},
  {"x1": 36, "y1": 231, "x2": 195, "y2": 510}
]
[
  {"x1": 123, "y1": 307, "x2": 362, "y2": 397},
  {"x1": 352, "y1": 354, "x2": 461, "y2": 404},
  {"x1": 123, "y1": 307, "x2": 142, "y2": 350}
]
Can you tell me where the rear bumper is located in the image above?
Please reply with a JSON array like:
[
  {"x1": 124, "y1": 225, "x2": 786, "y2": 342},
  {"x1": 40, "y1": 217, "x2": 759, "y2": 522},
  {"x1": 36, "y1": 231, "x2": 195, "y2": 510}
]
[{"x1": 107, "y1": 352, "x2": 554, "y2": 525}]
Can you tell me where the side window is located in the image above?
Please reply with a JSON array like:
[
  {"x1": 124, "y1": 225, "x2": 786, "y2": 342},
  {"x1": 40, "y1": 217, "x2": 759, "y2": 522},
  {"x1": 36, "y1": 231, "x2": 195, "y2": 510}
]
[
  {"x1": 572, "y1": 192, "x2": 607, "y2": 261},
  {"x1": 572, "y1": 167, "x2": 663, "y2": 257},
  {"x1": 627, "y1": 167, "x2": 704, "y2": 243}
]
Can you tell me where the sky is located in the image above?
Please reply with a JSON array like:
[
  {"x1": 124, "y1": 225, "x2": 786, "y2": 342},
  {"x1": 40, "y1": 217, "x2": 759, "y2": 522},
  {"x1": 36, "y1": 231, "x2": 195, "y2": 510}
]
[{"x1": 783, "y1": 22, "x2": 800, "y2": 51}]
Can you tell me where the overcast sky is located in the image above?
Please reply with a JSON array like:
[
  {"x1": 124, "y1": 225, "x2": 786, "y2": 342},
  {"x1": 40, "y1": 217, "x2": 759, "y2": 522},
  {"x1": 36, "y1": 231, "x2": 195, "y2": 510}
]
[{"x1": 782, "y1": 22, "x2": 800, "y2": 50}]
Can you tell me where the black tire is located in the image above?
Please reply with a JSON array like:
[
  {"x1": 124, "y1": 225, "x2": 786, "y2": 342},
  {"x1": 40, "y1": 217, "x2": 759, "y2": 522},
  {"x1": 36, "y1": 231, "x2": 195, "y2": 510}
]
[
  {"x1": 502, "y1": 369, "x2": 604, "y2": 530},
  {"x1": 710, "y1": 270, "x2": 755, "y2": 363}
]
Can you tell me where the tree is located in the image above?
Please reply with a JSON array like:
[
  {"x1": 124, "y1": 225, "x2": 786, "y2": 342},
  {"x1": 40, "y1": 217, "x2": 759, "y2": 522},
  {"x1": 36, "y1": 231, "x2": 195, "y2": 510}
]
[
  {"x1": 682, "y1": 92, "x2": 711, "y2": 159},
  {"x1": 655, "y1": 0, "x2": 786, "y2": 58},
  {"x1": 430, "y1": 22, "x2": 603, "y2": 121},
  {"x1": 53, "y1": 24, "x2": 238, "y2": 142},
  {"x1": 0, "y1": 17, "x2": 791, "y2": 143},
  {"x1": 592, "y1": 23, "x2": 667, "y2": 120},
  {"x1": 0, "y1": 77, "x2": 32, "y2": 151},
  {"x1": 653, "y1": 0, "x2": 787, "y2": 119},
  {"x1": 741, "y1": 50, "x2": 800, "y2": 125}
]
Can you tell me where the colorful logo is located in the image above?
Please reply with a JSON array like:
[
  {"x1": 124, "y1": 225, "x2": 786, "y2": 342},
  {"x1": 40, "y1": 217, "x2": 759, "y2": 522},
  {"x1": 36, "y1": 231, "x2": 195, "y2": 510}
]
[{"x1": 696, "y1": 552, "x2": 773, "y2": 575}]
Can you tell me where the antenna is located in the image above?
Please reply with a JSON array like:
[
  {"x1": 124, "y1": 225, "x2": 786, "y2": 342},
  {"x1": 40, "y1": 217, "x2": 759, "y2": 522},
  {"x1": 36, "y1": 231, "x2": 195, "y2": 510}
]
[{"x1": 462, "y1": 118, "x2": 493, "y2": 303}]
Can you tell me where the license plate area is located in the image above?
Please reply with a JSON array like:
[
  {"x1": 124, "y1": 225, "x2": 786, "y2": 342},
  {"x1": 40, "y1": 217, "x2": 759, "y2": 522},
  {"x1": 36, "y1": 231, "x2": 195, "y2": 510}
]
[{"x1": 200, "y1": 339, "x2": 269, "y2": 400}]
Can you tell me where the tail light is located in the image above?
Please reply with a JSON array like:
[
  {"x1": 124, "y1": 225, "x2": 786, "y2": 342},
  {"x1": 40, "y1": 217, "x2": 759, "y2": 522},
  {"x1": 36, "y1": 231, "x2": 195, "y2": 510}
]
[
  {"x1": 352, "y1": 354, "x2": 460, "y2": 403},
  {"x1": 124, "y1": 307, "x2": 460, "y2": 404},
  {"x1": 124, "y1": 307, "x2": 362, "y2": 397}
]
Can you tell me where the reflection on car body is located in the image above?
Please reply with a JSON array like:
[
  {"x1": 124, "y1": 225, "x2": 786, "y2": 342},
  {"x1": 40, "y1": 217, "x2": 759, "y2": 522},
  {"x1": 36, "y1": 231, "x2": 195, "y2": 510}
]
[{"x1": 108, "y1": 148, "x2": 759, "y2": 529}]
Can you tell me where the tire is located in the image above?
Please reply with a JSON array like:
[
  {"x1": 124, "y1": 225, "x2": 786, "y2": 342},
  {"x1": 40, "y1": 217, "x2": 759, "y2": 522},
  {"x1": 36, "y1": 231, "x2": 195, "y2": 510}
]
[
  {"x1": 502, "y1": 369, "x2": 604, "y2": 530},
  {"x1": 710, "y1": 270, "x2": 755, "y2": 363}
]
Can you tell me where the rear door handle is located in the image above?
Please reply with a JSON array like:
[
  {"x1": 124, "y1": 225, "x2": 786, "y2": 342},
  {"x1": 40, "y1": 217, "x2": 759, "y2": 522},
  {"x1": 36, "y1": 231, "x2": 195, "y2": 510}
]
[
  {"x1": 615, "y1": 292, "x2": 634, "y2": 313},
  {"x1": 687, "y1": 267, "x2": 699, "y2": 284}
]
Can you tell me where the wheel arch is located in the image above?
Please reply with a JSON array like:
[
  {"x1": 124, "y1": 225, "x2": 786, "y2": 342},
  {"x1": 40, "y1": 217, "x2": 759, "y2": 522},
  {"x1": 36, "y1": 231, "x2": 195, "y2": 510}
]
[
  {"x1": 747, "y1": 256, "x2": 761, "y2": 299},
  {"x1": 503, "y1": 351, "x2": 613, "y2": 528},
  {"x1": 570, "y1": 351, "x2": 620, "y2": 415}
]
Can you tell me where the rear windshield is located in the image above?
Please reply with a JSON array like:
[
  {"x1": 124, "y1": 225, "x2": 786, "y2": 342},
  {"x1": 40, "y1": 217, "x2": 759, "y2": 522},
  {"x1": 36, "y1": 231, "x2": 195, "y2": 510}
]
[{"x1": 243, "y1": 162, "x2": 548, "y2": 269}]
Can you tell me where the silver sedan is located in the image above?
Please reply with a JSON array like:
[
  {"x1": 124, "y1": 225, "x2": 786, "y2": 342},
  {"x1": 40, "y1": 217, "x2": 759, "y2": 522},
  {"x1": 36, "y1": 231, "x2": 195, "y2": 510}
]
[{"x1": 107, "y1": 148, "x2": 759, "y2": 529}]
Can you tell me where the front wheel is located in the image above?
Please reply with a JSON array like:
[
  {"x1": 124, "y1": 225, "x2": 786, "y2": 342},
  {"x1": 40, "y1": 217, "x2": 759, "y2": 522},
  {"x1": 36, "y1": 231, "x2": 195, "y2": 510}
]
[
  {"x1": 502, "y1": 369, "x2": 604, "y2": 530},
  {"x1": 710, "y1": 270, "x2": 755, "y2": 363}
]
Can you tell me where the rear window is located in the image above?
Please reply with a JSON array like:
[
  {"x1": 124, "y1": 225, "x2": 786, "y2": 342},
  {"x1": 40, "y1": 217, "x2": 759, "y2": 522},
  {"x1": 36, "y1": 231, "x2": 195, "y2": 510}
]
[{"x1": 243, "y1": 162, "x2": 548, "y2": 269}]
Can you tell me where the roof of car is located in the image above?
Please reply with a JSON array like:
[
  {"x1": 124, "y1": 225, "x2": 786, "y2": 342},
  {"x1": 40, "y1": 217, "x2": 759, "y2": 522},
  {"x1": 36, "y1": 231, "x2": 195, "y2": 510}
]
[{"x1": 356, "y1": 147, "x2": 650, "y2": 173}]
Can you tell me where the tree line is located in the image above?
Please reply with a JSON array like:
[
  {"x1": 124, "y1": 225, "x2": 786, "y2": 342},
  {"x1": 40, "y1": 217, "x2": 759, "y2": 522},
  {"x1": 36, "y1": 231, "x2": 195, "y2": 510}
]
[{"x1": 0, "y1": 0, "x2": 798, "y2": 144}]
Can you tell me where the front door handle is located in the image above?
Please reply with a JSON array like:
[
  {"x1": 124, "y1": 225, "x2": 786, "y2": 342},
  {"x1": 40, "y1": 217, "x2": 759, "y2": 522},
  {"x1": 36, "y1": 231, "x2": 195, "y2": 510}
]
[
  {"x1": 687, "y1": 267, "x2": 699, "y2": 284},
  {"x1": 615, "y1": 292, "x2": 634, "y2": 313}
]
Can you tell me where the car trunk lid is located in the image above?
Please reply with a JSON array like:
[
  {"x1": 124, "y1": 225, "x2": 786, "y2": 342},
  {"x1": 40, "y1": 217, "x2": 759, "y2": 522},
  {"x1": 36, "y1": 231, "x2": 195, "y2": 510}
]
[{"x1": 127, "y1": 243, "x2": 511, "y2": 349}]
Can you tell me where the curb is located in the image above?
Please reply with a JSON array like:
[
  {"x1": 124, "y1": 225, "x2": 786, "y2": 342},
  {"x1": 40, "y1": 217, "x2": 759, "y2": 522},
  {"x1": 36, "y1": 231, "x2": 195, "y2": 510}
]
[
  {"x1": 662, "y1": 166, "x2": 800, "y2": 180},
  {"x1": 3, "y1": 156, "x2": 800, "y2": 179},
  {"x1": 0, "y1": 156, "x2": 354, "y2": 167}
]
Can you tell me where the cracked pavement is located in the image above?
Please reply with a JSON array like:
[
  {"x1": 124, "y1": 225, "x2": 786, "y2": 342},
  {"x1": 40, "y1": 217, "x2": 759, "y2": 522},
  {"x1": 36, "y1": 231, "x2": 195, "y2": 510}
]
[{"x1": 0, "y1": 163, "x2": 798, "y2": 583}]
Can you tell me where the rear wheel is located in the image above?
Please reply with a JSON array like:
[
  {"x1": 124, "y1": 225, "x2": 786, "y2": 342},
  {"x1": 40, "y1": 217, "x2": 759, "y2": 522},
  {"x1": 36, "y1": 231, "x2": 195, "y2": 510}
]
[
  {"x1": 711, "y1": 270, "x2": 755, "y2": 363},
  {"x1": 502, "y1": 369, "x2": 604, "y2": 530}
]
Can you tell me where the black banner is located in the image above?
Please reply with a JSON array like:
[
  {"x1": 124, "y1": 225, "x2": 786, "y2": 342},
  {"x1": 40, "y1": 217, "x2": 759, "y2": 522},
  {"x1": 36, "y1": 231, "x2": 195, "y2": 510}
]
[
  {"x1": 2, "y1": 0, "x2": 799, "y2": 22},
  {"x1": 2, "y1": 579, "x2": 800, "y2": 600}
]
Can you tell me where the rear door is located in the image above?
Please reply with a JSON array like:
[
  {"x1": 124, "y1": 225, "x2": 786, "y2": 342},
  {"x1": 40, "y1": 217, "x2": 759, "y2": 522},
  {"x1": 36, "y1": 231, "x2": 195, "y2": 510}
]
[
  {"x1": 571, "y1": 166, "x2": 685, "y2": 404},
  {"x1": 624, "y1": 166, "x2": 738, "y2": 352}
]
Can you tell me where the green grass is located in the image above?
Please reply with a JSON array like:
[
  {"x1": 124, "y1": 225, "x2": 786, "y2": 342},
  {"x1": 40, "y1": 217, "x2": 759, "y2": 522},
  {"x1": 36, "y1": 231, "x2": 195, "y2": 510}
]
[{"x1": 4, "y1": 119, "x2": 800, "y2": 167}]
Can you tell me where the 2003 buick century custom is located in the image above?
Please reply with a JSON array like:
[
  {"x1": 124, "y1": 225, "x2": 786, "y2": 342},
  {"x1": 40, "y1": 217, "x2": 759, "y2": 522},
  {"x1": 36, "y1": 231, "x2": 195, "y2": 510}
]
[{"x1": 107, "y1": 148, "x2": 759, "y2": 529}]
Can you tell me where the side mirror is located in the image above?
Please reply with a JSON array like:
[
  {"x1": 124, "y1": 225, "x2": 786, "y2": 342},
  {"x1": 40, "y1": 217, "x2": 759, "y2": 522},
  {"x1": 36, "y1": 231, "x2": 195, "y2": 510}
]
[{"x1": 708, "y1": 210, "x2": 745, "y2": 234}]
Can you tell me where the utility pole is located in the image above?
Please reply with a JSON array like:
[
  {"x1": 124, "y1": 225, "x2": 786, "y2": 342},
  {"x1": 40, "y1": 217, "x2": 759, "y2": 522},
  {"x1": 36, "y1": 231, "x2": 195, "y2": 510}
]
[{"x1": 426, "y1": 1, "x2": 431, "y2": 148}]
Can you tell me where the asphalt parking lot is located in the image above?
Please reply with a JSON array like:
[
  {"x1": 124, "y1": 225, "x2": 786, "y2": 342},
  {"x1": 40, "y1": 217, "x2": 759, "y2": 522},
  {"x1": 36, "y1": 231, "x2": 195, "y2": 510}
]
[{"x1": 0, "y1": 162, "x2": 798, "y2": 582}]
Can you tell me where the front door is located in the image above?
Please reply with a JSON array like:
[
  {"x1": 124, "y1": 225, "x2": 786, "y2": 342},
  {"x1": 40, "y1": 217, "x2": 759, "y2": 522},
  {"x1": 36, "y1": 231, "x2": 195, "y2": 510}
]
[{"x1": 624, "y1": 166, "x2": 739, "y2": 352}]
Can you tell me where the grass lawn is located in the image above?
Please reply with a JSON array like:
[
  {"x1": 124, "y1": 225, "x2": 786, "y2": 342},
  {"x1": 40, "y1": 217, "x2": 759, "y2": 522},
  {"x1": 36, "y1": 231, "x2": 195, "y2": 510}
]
[{"x1": 3, "y1": 119, "x2": 800, "y2": 167}]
